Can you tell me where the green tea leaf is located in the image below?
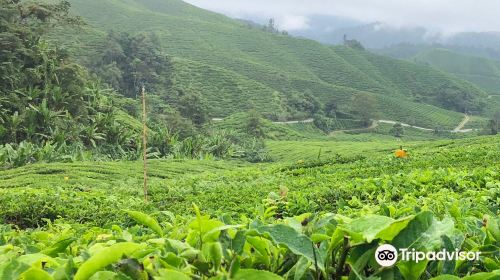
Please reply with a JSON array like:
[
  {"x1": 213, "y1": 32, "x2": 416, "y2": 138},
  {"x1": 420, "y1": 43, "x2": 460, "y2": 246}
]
[
  {"x1": 342, "y1": 214, "x2": 414, "y2": 243},
  {"x1": 0, "y1": 261, "x2": 30, "y2": 280},
  {"x1": 254, "y1": 224, "x2": 323, "y2": 271},
  {"x1": 41, "y1": 238, "x2": 76, "y2": 257},
  {"x1": 342, "y1": 215, "x2": 394, "y2": 243},
  {"x1": 233, "y1": 269, "x2": 283, "y2": 280},
  {"x1": 202, "y1": 242, "x2": 223, "y2": 271},
  {"x1": 392, "y1": 212, "x2": 454, "y2": 251},
  {"x1": 21, "y1": 267, "x2": 53, "y2": 280},
  {"x1": 428, "y1": 276, "x2": 460, "y2": 280},
  {"x1": 88, "y1": 271, "x2": 117, "y2": 280},
  {"x1": 124, "y1": 210, "x2": 164, "y2": 237},
  {"x1": 156, "y1": 269, "x2": 191, "y2": 280},
  {"x1": 397, "y1": 259, "x2": 429, "y2": 280},
  {"x1": 462, "y1": 271, "x2": 500, "y2": 280},
  {"x1": 74, "y1": 242, "x2": 144, "y2": 280}
]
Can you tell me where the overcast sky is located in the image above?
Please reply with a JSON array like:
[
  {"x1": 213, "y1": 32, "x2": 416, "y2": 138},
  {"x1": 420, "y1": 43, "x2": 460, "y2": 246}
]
[{"x1": 184, "y1": 0, "x2": 499, "y2": 33}]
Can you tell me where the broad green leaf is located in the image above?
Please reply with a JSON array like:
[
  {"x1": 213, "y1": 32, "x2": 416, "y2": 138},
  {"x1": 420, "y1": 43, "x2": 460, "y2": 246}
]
[
  {"x1": 428, "y1": 276, "x2": 460, "y2": 280},
  {"x1": 0, "y1": 261, "x2": 30, "y2": 280},
  {"x1": 165, "y1": 239, "x2": 199, "y2": 260},
  {"x1": 116, "y1": 258, "x2": 148, "y2": 280},
  {"x1": 342, "y1": 215, "x2": 395, "y2": 243},
  {"x1": 233, "y1": 269, "x2": 283, "y2": 280},
  {"x1": 187, "y1": 216, "x2": 225, "y2": 246},
  {"x1": 440, "y1": 235, "x2": 455, "y2": 275},
  {"x1": 155, "y1": 269, "x2": 191, "y2": 280},
  {"x1": 397, "y1": 259, "x2": 429, "y2": 280},
  {"x1": 17, "y1": 253, "x2": 58, "y2": 267},
  {"x1": 124, "y1": 210, "x2": 164, "y2": 237},
  {"x1": 342, "y1": 215, "x2": 414, "y2": 243},
  {"x1": 74, "y1": 242, "x2": 145, "y2": 280},
  {"x1": 254, "y1": 224, "x2": 323, "y2": 271},
  {"x1": 161, "y1": 252, "x2": 185, "y2": 269},
  {"x1": 462, "y1": 271, "x2": 500, "y2": 280},
  {"x1": 292, "y1": 256, "x2": 310, "y2": 280},
  {"x1": 20, "y1": 267, "x2": 53, "y2": 280},
  {"x1": 189, "y1": 217, "x2": 225, "y2": 234},
  {"x1": 52, "y1": 257, "x2": 76, "y2": 280},
  {"x1": 311, "y1": 233, "x2": 331, "y2": 243},
  {"x1": 376, "y1": 216, "x2": 415, "y2": 241},
  {"x1": 229, "y1": 257, "x2": 241, "y2": 278},
  {"x1": 41, "y1": 238, "x2": 76, "y2": 257},
  {"x1": 246, "y1": 236, "x2": 271, "y2": 267},
  {"x1": 347, "y1": 244, "x2": 376, "y2": 279},
  {"x1": 202, "y1": 242, "x2": 223, "y2": 271},
  {"x1": 231, "y1": 230, "x2": 246, "y2": 255},
  {"x1": 392, "y1": 212, "x2": 454, "y2": 251},
  {"x1": 202, "y1": 224, "x2": 243, "y2": 242},
  {"x1": 210, "y1": 242, "x2": 223, "y2": 271},
  {"x1": 483, "y1": 257, "x2": 500, "y2": 271},
  {"x1": 88, "y1": 271, "x2": 117, "y2": 280},
  {"x1": 378, "y1": 268, "x2": 395, "y2": 280},
  {"x1": 484, "y1": 215, "x2": 500, "y2": 244}
]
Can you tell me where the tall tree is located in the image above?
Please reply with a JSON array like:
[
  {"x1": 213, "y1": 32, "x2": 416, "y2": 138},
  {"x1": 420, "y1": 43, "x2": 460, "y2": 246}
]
[
  {"x1": 246, "y1": 110, "x2": 265, "y2": 138},
  {"x1": 0, "y1": 0, "x2": 88, "y2": 144},
  {"x1": 352, "y1": 93, "x2": 376, "y2": 125},
  {"x1": 92, "y1": 31, "x2": 172, "y2": 98},
  {"x1": 390, "y1": 123, "x2": 405, "y2": 138},
  {"x1": 487, "y1": 111, "x2": 500, "y2": 135},
  {"x1": 177, "y1": 91, "x2": 209, "y2": 126}
]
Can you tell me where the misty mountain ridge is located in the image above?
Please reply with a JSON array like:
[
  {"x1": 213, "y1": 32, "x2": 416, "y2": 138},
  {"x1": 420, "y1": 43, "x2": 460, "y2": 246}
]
[{"x1": 238, "y1": 14, "x2": 500, "y2": 50}]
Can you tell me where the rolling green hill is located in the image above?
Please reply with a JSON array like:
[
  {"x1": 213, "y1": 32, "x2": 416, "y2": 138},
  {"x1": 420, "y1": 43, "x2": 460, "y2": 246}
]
[
  {"x1": 413, "y1": 48, "x2": 500, "y2": 94},
  {"x1": 376, "y1": 45, "x2": 500, "y2": 94},
  {"x1": 60, "y1": 0, "x2": 490, "y2": 129}
]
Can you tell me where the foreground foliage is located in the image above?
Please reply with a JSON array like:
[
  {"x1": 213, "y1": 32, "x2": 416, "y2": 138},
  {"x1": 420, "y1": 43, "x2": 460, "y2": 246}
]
[
  {"x1": 0, "y1": 136, "x2": 498, "y2": 279},
  {"x1": 0, "y1": 206, "x2": 498, "y2": 279}
]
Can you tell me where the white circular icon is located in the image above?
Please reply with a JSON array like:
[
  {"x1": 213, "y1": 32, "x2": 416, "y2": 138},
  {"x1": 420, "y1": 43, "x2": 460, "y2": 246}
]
[{"x1": 375, "y1": 244, "x2": 398, "y2": 267}]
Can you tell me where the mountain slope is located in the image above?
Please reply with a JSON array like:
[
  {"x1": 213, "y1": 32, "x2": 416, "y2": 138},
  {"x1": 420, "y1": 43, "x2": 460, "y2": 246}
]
[
  {"x1": 413, "y1": 48, "x2": 500, "y2": 93},
  {"x1": 63, "y1": 0, "x2": 490, "y2": 129},
  {"x1": 376, "y1": 45, "x2": 500, "y2": 92}
]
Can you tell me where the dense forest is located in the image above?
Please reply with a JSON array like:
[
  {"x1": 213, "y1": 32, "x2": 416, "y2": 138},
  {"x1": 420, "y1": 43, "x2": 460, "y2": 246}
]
[{"x1": 0, "y1": 0, "x2": 274, "y2": 168}]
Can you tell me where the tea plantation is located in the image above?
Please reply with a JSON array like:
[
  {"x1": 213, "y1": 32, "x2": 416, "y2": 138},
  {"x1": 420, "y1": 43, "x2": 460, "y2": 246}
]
[
  {"x1": 1, "y1": 0, "x2": 499, "y2": 279},
  {"x1": 0, "y1": 136, "x2": 498, "y2": 279}
]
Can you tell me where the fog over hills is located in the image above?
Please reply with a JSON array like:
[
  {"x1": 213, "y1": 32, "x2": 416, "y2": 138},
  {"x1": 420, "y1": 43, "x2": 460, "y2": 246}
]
[{"x1": 185, "y1": 0, "x2": 500, "y2": 50}]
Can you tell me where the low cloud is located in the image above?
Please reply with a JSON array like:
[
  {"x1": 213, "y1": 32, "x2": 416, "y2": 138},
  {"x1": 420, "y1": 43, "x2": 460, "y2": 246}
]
[
  {"x1": 276, "y1": 15, "x2": 309, "y2": 31},
  {"x1": 184, "y1": 0, "x2": 500, "y2": 33}
]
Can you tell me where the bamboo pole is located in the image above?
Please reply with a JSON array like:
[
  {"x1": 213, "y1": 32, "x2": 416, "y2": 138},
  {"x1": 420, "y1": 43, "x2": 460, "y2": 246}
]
[{"x1": 141, "y1": 85, "x2": 148, "y2": 202}]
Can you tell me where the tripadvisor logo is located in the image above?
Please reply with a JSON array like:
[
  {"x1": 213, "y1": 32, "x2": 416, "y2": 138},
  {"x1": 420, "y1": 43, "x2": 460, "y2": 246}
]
[
  {"x1": 375, "y1": 244, "x2": 398, "y2": 267},
  {"x1": 375, "y1": 244, "x2": 481, "y2": 267}
]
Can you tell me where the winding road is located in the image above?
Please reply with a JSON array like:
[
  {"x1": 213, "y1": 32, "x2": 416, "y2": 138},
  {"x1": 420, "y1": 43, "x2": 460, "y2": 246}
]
[
  {"x1": 272, "y1": 118, "x2": 314, "y2": 124},
  {"x1": 212, "y1": 114, "x2": 474, "y2": 133},
  {"x1": 452, "y1": 115, "x2": 471, "y2": 133}
]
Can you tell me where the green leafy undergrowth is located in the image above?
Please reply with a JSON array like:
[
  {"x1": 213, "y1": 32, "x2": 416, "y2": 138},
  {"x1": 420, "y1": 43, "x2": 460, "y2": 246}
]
[{"x1": 0, "y1": 208, "x2": 498, "y2": 279}]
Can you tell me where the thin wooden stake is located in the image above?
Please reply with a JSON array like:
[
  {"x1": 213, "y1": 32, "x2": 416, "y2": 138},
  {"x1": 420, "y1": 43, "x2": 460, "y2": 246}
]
[{"x1": 141, "y1": 85, "x2": 148, "y2": 202}]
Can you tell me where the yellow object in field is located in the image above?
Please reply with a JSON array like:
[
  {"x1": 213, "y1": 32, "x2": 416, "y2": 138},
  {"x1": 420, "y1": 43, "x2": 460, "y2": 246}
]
[
  {"x1": 64, "y1": 176, "x2": 69, "y2": 181},
  {"x1": 395, "y1": 148, "x2": 408, "y2": 158}
]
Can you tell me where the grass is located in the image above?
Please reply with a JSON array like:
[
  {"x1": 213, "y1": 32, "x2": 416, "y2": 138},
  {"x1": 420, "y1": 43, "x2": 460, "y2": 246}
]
[{"x1": 54, "y1": 0, "x2": 491, "y2": 128}]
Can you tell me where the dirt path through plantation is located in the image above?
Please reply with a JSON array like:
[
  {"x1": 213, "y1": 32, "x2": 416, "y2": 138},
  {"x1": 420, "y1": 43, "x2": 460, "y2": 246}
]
[
  {"x1": 453, "y1": 115, "x2": 471, "y2": 132},
  {"x1": 272, "y1": 118, "x2": 314, "y2": 124},
  {"x1": 212, "y1": 114, "x2": 474, "y2": 133}
]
